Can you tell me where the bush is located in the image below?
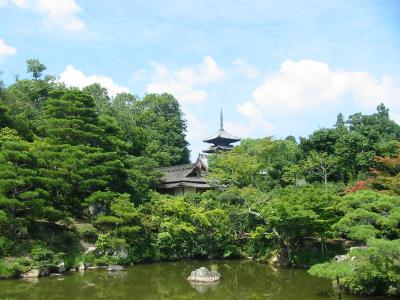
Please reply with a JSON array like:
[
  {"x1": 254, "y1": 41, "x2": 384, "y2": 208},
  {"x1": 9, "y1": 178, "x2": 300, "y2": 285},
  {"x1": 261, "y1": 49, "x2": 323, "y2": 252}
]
[
  {"x1": 30, "y1": 244, "x2": 55, "y2": 262},
  {"x1": 309, "y1": 238, "x2": 400, "y2": 297},
  {"x1": 0, "y1": 236, "x2": 12, "y2": 258},
  {"x1": 9, "y1": 257, "x2": 33, "y2": 275},
  {"x1": 76, "y1": 223, "x2": 98, "y2": 242},
  {"x1": 0, "y1": 259, "x2": 14, "y2": 278},
  {"x1": 63, "y1": 252, "x2": 85, "y2": 269}
]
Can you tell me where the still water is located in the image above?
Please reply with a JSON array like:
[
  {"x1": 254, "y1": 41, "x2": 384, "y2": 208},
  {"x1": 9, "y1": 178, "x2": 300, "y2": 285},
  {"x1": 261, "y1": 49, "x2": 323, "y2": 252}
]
[{"x1": 0, "y1": 260, "x2": 381, "y2": 300}]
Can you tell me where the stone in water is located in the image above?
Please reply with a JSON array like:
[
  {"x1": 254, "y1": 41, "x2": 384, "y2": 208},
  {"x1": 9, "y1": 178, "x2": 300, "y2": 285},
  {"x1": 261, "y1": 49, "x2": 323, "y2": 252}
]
[{"x1": 187, "y1": 267, "x2": 221, "y2": 282}]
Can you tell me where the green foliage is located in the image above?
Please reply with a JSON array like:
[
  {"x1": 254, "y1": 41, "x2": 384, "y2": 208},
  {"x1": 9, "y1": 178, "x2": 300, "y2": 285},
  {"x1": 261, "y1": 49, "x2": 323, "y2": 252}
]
[
  {"x1": 82, "y1": 83, "x2": 112, "y2": 115},
  {"x1": 302, "y1": 151, "x2": 338, "y2": 184},
  {"x1": 134, "y1": 93, "x2": 190, "y2": 166},
  {"x1": 30, "y1": 244, "x2": 55, "y2": 262},
  {"x1": 26, "y1": 58, "x2": 47, "y2": 80},
  {"x1": 332, "y1": 190, "x2": 400, "y2": 242},
  {"x1": 308, "y1": 261, "x2": 352, "y2": 288},
  {"x1": 309, "y1": 239, "x2": 400, "y2": 297},
  {"x1": 76, "y1": 223, "x2": 98, "y2": 242},
  {"x1": 300, "y1": 104, "x2": 400, "y2": 182},
  {"x1": 261, "y1": 185, "x2": 340, "y2": 264},
  {"x1": 137, "y1": 193, "x2": 238, "y2": 260},
  {"x1": 210, "y1": 137, "x2": 301, "y2": 190},
  {"x1": 0, "y1": 259, "x2": 14, "y2": 278},
  {"x1": 0, "y1": 103, "x2": 13, "y2": 129},
  {"x1": 1, "y1": 61, "x2": 400, "y2": 298},
  {"x1": 0, "y1": 127, "x2": 21, "y2": 146}
]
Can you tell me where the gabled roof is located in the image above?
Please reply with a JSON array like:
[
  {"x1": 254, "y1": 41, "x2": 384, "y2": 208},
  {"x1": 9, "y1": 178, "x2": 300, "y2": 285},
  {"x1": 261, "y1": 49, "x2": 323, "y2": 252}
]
[
  {"x1": 158, "y1": 155, "x2": 209, "y2": 186},
  {"x1": 203, "y1": 128, "x2": 240, "y2": 144},
  {"x1": 159, "y1": 163, "x2": 203, "y2": 183}
]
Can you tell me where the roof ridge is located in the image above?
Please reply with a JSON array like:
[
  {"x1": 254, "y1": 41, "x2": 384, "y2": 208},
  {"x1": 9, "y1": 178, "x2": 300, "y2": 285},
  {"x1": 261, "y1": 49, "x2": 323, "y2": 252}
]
[{"x1": 159, "y1": 163, "x2": 196, "y2": 171}]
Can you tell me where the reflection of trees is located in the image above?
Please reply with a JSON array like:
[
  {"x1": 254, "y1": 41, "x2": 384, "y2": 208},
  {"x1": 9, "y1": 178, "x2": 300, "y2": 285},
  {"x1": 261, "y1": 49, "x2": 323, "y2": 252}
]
[{"x1": 0, "y1": 260, "x2": 376, "y2": 300}]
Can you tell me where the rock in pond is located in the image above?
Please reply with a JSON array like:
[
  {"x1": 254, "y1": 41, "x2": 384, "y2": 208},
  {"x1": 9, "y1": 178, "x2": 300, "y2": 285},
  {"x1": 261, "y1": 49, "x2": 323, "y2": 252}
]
[
  {"x1": 57, "y1": 262, "x2": 66, "y2": 273},
  {"x1": 78, "y1": 262, "x2": 85, "y2": 272},
  {"x1": 187, "y1": 267, "x2": 221, "y2": 282},
  {"x1": 107, "y1": 265, "x2": 124, "y2": 272},
  {"x1": 39, "y1": 268, "x2": 49, "y2": 277},
  {"x1": 21, "y1": 269, "x2": 40, "y2": 279}
]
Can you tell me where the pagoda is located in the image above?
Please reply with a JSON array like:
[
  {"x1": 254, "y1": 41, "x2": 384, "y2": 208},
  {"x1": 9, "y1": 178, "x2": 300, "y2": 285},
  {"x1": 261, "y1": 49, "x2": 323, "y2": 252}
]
[{"x1": 203, "y1": 110, "x2": 240, "y2": 153}]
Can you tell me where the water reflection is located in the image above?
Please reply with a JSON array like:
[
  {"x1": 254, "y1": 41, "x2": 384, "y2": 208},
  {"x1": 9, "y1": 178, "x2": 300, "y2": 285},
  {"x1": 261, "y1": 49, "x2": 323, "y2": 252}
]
[
  {"x1": 0, "y1": 260, "x2": 377, "y2": 300},
  {"x1": 188, "y1": 280, "x2": 219, "y2": 293}
]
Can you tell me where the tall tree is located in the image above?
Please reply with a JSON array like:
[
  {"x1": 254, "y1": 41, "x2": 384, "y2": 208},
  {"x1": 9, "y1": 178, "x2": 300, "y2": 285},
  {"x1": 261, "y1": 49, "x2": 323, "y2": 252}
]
[
  {"x1": 40, "y1": 89, "x2": 124, "y2": 215},
  {"x1": 303, "y1": 151, "x2": 338, "y2": 185},
  {"x1": 134, "y1": 93, "x2": 190, "y2": 166},
  {"x1": 3, "y1": 59, "x2": 59, "y2": 139},
  {"x1": 82, "y1": 83, "x2": 112, "y2": 116},
  {"x1": 41, "y1": 89, "x2": 103, "y2": 147},
  {"x1": 26, "y1": 58, "x2": 46, "y2": 80}
]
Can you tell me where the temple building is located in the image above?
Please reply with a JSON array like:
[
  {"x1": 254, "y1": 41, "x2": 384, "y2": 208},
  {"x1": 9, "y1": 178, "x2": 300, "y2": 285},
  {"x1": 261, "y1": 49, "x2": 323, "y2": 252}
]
[
  {"x1": 157, "y1": 154, "x2": 210, "y2": 195},
  {"x1": 158, "y1": 110, "x2": 240, "y2": 195},
  {"x1": 203, "y1": 110, "x2": 241, "y2": 153}
]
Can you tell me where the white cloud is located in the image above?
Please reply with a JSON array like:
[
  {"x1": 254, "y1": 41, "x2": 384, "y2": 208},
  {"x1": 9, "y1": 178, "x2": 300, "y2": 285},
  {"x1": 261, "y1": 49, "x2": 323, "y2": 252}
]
[
  {"x1": 133, "y1": 57, "x2": 225, "y2": 158},
  {"x1": 59, "y1": 65, "x2": 129, "y2": 96},
  {"x1": 184, "y1": 109, "x2": 209, "y2": 143},
  {"x1": 0, "y1": 0, "x2": 85, "y2": 31},
  {"x1": 225, "y1": 101, "x2": 276, "y2": 137},
  {"x1": 233, "y1": 58, "x2": 260, "y2": 79},
  {"x1": 0, "y1": 0, "x2": 28, "y2": 7},
  {"x1": 0, "y1": 38, "x2": 17, "y2": 62},
  {"x1": 36, "y1": 0, "x2": 85, "y2": 31},
  {"x1": 144, "y1": 56, "x2": 226, "y2": 103},
  {"x1": 240, "y1": 59, "x2": 400, "y2": 118}
]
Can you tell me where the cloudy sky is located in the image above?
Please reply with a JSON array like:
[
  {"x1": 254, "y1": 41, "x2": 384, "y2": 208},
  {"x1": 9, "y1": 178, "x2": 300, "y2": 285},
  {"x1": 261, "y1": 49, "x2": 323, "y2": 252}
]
[{"x1": 0, "y1": 0, "x2": 399, "y2": 159}]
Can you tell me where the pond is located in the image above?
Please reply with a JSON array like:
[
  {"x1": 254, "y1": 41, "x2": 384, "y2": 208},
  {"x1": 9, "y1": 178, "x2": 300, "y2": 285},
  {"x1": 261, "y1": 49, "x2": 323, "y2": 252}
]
[{"x1": 0, "y1": 260, "x2": 380, "y2": 300}]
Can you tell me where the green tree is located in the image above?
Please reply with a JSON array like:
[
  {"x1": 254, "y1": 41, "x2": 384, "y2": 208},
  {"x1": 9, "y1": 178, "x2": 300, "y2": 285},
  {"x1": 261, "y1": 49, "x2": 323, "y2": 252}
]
[
  {"x1": 134, "y1": 93, "x2": 190, "y2": 166},
  {"x1": 309, "y1": 239, "x2": 400, "y2": 297},
  {"x1": 41, "y1": 89, "x2": 103, "y2": 147},
  {"x1": 0, "y1": 103, "x2": 13, "y2": 129},
  {"x1": 82, "y1": 83, "x2": 112, "y2": 116},
  {"x1": 40, "y1": 89, "x2": 126, "y2": 215},
  {"x1": 26, "y1": 58, "x2": 46, "y2": 80},
  {"x1": 261, "y1": 185, "x2": 340, "y2": 264},
  {"x1": 332, "y1": 190, "x2": 400, "y2": 242},
  {"x1": 303, "y1": 151, "x2": 338, "y2": 185},
  {"x1": 0, "y1": 139, "x2": 64, "y2": 251},
  {"x1": 3, "y1": 76, "x2": 58, "y2": 139}
]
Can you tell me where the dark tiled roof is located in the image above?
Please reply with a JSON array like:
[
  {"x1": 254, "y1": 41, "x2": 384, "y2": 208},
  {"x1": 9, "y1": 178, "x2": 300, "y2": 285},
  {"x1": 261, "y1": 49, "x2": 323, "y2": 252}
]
[
  {"x1": 203, "y1": 145, "x2": 234, "y2": 153},
  {"x1": 203, "y1": 128, "x2": 240, "y2": 143},
  {"x1": 159, "y1": 163, "x2": 207, "y2": 184},
  {"x1": 163, "y1": 182, "x2": 211, "y2": 189}
]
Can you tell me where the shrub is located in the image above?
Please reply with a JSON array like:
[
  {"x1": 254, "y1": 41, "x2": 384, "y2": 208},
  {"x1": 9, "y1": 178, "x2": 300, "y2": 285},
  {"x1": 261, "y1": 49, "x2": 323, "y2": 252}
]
[
  {"x1": 76, "y1": 223, "x2": 98, "y2": 242},
  {"x1": 0, "y1": 259, "x2": 14, "y2": 278},
  {"x1": 309, "y1": 238, "x2": 400, "y2": 297}
]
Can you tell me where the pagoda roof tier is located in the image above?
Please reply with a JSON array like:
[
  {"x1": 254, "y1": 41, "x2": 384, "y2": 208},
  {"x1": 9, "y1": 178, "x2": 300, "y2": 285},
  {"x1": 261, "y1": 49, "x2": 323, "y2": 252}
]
[
  {"x1": 203, "y1": 128, "x2": 240, "y2": 144},
  {"x1": 203, "y1": 144, "x2": 234, "y2": 153}
]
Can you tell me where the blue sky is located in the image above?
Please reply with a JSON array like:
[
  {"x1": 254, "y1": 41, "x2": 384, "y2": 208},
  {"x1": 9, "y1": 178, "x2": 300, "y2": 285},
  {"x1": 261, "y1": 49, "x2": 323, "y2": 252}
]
[{"x1": 1, "y1": 0, "x2": 399, "y2": 159}]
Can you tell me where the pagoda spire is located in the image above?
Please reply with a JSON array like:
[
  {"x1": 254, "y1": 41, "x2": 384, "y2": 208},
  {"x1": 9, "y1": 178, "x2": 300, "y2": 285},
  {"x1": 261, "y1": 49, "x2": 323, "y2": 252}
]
[{"x1": 203, "y1": 109, "x2": 240, "y2": 154}]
